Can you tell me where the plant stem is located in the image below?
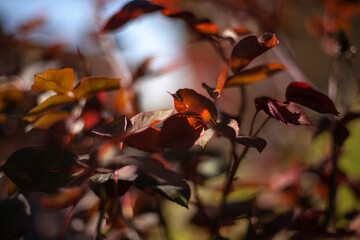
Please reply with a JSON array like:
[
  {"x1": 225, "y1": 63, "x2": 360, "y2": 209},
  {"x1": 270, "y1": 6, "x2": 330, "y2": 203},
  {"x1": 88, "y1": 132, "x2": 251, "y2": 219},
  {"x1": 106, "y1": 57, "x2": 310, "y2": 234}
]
[
  {"x1": 96, "y1": 200, "x2": 107, "y2": 240},
  {"x1": 323, "y1": 139, "x2": 338, "y2": 229},
  {"x1": 239, "y1": 85, "x2": 247, "y2": 126},
  {"x1": 60, "y1": 205, "x2": 75, "y2": 240}
]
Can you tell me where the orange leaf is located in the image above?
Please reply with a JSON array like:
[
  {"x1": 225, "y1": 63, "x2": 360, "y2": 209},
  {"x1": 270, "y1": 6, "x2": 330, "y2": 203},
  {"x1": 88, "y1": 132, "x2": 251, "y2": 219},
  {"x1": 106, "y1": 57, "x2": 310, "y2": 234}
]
[
  {"x1": 230, "y1": 33, "x2": 279, "y2": 73},
  {"x1": 202, "y1": 67, "x2": 228, "y2": 99},
  {"x1": 32, "y1": 111, "x2": 71, "y2": 130},
  {"x1": 24, "y1": 95, "x2": 76, "y2": 121},
  {"x1": 32, "y1": 68, "x2": 75, "y2": 94},
  {"x1": 225, "y1": 63, "x2": 287, "y2": 86},
  {"x1": 194, "y1": 22, "x2": 219, "y2": 35},
  {"x1": 0, "y1": 87, "x2": 24, "y2": 110},
  {"x1": 171, "y1": 89, "x2": 217, "y2": 120},
  {"x1": 74, "y1": 77, "x2": 121, "y2": 99}
]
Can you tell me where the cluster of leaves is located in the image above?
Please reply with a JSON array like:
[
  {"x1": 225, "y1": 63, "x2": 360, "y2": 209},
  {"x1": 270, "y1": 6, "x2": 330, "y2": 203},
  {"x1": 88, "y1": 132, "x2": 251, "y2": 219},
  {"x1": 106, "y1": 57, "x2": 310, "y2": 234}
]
[{"x1": 0, "y1": 0, "x2": 360, "y2": 239}]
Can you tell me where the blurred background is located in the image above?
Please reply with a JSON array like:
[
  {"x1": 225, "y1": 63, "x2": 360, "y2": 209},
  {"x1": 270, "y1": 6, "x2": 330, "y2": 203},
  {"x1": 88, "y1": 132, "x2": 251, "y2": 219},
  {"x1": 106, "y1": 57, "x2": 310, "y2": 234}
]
[{"x1": 1, "y1": 0, "x2": 360, "y2": 239}]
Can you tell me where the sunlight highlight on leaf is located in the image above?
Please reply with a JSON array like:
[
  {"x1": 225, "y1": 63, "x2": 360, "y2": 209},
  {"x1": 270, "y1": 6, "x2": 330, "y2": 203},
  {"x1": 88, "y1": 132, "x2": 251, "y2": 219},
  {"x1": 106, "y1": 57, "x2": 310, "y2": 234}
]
[{"x1": 32, "y1": 68, "x2": 75, "y2": 94}]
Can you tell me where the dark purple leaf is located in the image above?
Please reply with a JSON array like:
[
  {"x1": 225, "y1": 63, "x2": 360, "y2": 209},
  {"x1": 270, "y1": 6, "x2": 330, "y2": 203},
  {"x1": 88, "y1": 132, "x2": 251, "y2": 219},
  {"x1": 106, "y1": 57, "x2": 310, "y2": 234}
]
[
  {"x1": 91, "y1": 115, "x2": 128, "y2": 138},
  {"x1": 236, "y1": 136, "x2": 267, "y2": 153},
  {"x1": 230, "y1": 33, "x2": 279, "y2": 73}
]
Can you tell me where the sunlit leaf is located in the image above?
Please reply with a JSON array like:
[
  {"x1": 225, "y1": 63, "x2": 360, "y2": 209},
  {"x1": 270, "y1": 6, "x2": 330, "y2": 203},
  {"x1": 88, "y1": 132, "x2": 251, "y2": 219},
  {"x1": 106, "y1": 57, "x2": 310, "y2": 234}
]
[
  {"x1": 31, "y1": 111, "x2": 71, "y2": 130},
  {"x1": 41, "y1": 187, "x2": 83, "y2": 211},
  {"x1": 101, "y1": 0, "x2": 164, "y2": 32},
  {"x1": 74, "y1": 77, "x2": 121, "y2": 99},
  {"x1": 24, "y1": 95, "x2": 76, "y2": 121},
  {"x1": 158, "y1": 114, "x2": 204, "y2": 150},
  {"x1": 255, "y1": 97, "x2": 311, "y2": 125},
  {"x1": 202, "y1": 67, "x2": 228, "y2": 99},
  {"x1": 230, "y1": 33, "x2": 279, "y2": 73},
  {"x1": 2, "y1": 146, "x2": 88, "y2": 193},
  {"x1": 285, "y1": 82, "x2": 339, "y2": 115},
  {"x1": 129, "y1": 109, "x2": 174, "y2": 133},
  {"x1": 194, "y1": 128, "x2": 215, "y2": 148},
  {"x1": 225, "y1": 63, "x2": 287, "y2": 86},
  {"x1": 92, "y1": 115, "x2": 128, "y2": 138},
  {"x1": 194, "y1": 22, "x2": 219, "y2": 35},
  {"x1": 0, "y1": 193, "x2": 30, "y2": 239},
  {"x1": 32, "y1": 68, "x2": 75, "y2": 94},
  {"x1": 171, "y1": 88, "x2": 217, "y2": 120}
]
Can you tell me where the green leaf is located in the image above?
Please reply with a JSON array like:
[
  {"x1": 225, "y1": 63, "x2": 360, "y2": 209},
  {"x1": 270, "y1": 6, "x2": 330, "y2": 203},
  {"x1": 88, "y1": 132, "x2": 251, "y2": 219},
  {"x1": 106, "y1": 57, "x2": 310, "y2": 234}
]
[
  {"x1": 2, "y1": 145, "x2": 88, "y2": 193},
  {"x1": 0, "y1": 193, "x2": 30, "y2": 239}
]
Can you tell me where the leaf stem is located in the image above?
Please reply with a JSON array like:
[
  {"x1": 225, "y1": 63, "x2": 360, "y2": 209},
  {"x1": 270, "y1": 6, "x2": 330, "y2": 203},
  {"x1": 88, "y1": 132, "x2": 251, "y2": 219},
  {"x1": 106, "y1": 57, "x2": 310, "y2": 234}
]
[
  {"x1": 96, "y1": 200, "x2": 107, "y2": 240},
  {"x1": 60, "y1": 205, "x2": 75, "y2": 240}
]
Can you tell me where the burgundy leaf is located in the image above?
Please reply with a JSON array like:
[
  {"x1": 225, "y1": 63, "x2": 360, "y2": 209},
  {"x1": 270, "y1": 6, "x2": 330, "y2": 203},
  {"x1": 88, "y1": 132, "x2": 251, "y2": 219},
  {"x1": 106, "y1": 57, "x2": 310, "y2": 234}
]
[
  {"x1": 125, "y1": 126, "x2": 162, "y2": 152},
  {"x1": 230, "y1": 33, "x2": 279, "y2": 73},
  {"x1": 91, "y1": 115, "x2": 128, "y2": 138},
  {"x1": 285, "y1": 82, "x2": 339, "y2": 115},
  {"x1": 255, "y1": 97, "x2": 312, "y2": 126},
  {"x1": 101, "y1": 1, "x2": 164, "y2": 32},
  {"x1": 158, "y1": 114, "x2": 204, "y2": 150}
]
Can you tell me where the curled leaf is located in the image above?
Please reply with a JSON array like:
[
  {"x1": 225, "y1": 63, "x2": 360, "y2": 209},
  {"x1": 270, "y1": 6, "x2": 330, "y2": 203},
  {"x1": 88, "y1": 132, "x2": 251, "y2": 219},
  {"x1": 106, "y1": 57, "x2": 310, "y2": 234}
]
[
  {"x1": 101, "y1": 0, "x2": 164, "y2": 32},
  {"x1": 92, "y1": 115, "x2": 128, "y2": 138},
  {"x1": 226, "y1": 63, "x2": 287, "y2": 87},
  {"x1": 285, "y1": 82, "x2": 339, "y2": 115},
  {"x1": 202, "y1": 67, "x2": 228, "y2": 99},
  {"x1": 230, "y1": 33, "x2": 279, "y2": 73},
  {"x1": 255, "y1": 97, "x2": 311, "y2": 126}
]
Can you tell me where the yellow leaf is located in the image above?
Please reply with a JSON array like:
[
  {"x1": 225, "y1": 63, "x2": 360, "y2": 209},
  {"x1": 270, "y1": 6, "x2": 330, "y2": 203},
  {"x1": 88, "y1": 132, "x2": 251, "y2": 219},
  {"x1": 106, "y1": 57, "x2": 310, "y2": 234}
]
[
  {"x1": 32, "y1": 68, "x2": 75, "y2": 94},
  {"x1": 24, "y1": 95, "x2": 76, "y2": 121},
  {"x1": 32, "y1": 111, "x2": 71, "y2": 129},
  {"x1": 74, "y1": 77, "x2": 121, "y2": 99},
  {"x1": 225, "y1": 63, "x2": 287, "y2": 87}
]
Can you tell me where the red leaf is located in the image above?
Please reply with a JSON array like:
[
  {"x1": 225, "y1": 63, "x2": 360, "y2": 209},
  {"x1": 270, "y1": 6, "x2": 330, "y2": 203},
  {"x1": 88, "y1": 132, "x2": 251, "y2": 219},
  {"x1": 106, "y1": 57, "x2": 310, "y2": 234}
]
[
  {"x1": 171, "y1": 88, "x2": 217, "y2": 120},
  {"x1": 202, "y1": 67, "x2": 228, "y2": 99},
  {"x1": 158, "y1": 114, "x2": 204, "y2": 150},
  {"x1": 285, "y1": 82, "x2": 339, "y2": 115},
  {"x1": 255, "y1": 97, "x2": 312, "y2": 126},
  {"x1": 125, "y1": 126, "x2": 162, "y2": 152},
  {"x1": 230, "y1": 33, "x2": 279, "y2": 73},
  {"x1": 101, "y1": 0, "x2": 164, "y2": 32}
]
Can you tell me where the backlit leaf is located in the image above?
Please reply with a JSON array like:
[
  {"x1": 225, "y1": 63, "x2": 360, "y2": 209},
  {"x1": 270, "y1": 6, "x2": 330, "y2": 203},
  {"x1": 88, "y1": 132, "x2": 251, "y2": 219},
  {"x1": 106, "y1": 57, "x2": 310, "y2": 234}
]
[
  {"x1": 158, "y1": 114, "x2": 204, "y2": 150},
  {"x1": 24, "y1": 94, "x2": 76, "y2": 121},
  {"x1": 2, "y1": 146, "x2": 88, "y2": 193},
  {"x1": 129, "y1": 109, "x2": 174, "y2": 133},
  {"x1": 0, "y1": 193, "x2": 30, "y2": 239},
  {"x1": 194, "y1": 128, "x2": 215, "y2": 148},
  {"x1": 32, "y1": 68, "x2": 75, "y2": 94},
  {"x1": 225, "y1": 63, "x2": 287, "y2": 86},
  {"x1": 74, "y1": 77, "x2": 121, "y2": 99},
  {"x1": 171, "y1": 88, "x2": 217, "y2": 120},
  {"x1": 41, "y1": 187, "x2": 83, "y2": 211},
  {"x1": 255, "y1": 97, "x2": 311, "y2": 126},
  {"x1": 285, "y1": 82, "x2": 339, "y2": 115},
  {"x1": 202, "y1": 67, "x2": 228, "y2": 99},
  {"x1": 30, "y1": 111, "x2": 71, "y2": 130},
  {"x1": 101, "y1": 0, "x2": 164, "y2": 32},
  {"x1": 194, "y1": 22, "x2": 219, "y2": 35},
  {"x1": 230, "y1": 33, "x2": 279, "y2": 73}
]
